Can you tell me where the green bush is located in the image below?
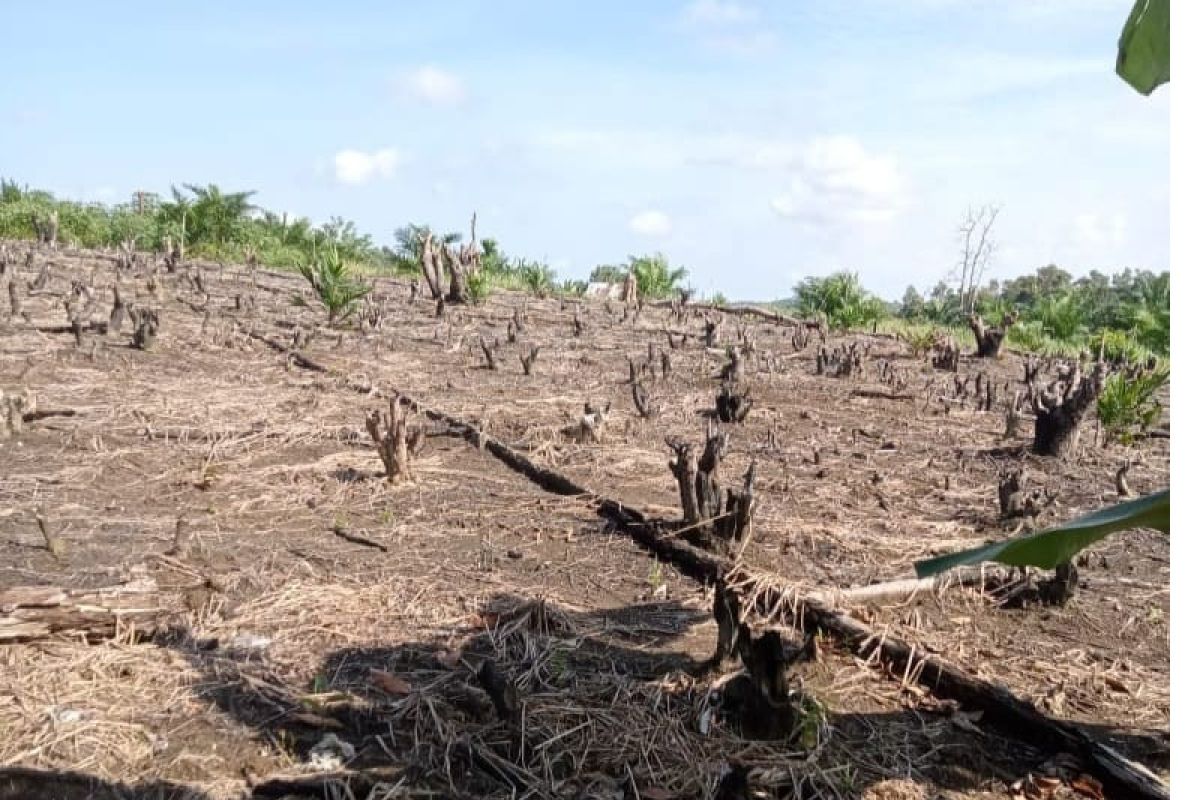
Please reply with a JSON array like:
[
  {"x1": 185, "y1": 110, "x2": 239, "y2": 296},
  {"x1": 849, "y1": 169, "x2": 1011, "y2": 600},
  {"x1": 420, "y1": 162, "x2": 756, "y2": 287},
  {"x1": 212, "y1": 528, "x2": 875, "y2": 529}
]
[
  {"x1": 1089, "y1": 328, "x2": 1153, "y2": 366},
  {"x1": 1005, "y1": 321, "x2": 1082, "y2": 357},
  {"x1": 793, "y1": 272, "x2": 887, "y2": 330},
  {"x1": 465, "y1": 270, "x2": 492, "y2": 305},
  {"x1": 895, "y1": 323, "x2": 942, "y2": 357},
  {"x1": 1098, "y1": 365, "x2": 1169, "y2": 444},
  {"x1": 558, "y1": 279, "x2": 588, "y2": 297},
  {"x1": 516, "y1": 261, "x2": 556, "y2": 297},
  {"x1": 628, "y1": 254, "x2": 687, "y2": 299},
  {"x1": 298, "y1": 246, "x2": 371, "y2": 323},
  {"x1": 589, "y1": 264, "x2": 627, "y2": 283},
  {"x1": 1028, "y1": 293, "x2": 1087, "y2": 341}
]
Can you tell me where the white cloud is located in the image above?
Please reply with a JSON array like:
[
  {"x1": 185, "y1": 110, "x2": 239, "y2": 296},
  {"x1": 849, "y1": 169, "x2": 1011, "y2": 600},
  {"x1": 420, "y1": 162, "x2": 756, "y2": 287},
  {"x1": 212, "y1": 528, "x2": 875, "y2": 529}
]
[
  {"x1": 331, "y1": 147, "x2": 403, "y2": 185},
  {"x1": 629, "y1": 210, "x2": 672, "y2": 236},
  {"x1": 532, "y1": 130, "x2": 904, "y2": 226},
  {"x1": 769, "y1": 136, "x2": 905, "y2": 225},
  {"x1": 400, "y1": 65, "x2": 466, "y2": 107}
]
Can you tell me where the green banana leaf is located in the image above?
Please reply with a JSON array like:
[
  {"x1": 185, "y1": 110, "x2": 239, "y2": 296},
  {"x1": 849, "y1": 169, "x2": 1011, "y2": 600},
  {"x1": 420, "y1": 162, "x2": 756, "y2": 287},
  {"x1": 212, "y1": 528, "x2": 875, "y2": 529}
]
[
  {"x1": 1116, "y1": 0, "x2": 1169, "y2": 95},
  {"x1": 914, "y1": 490, "x2": 1169, "y2": 578}
]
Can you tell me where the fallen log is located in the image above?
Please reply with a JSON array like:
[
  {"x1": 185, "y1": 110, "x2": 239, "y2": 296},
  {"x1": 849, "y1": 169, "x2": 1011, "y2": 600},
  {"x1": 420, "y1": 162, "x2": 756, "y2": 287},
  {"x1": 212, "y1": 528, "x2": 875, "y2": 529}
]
[
  {"x1": 405, "y1": 399, "x2": 1168, "y2": 800},
  {"x1": 809, "y1": 567, "x2": 997, "y2": 607},
  {"x1": 240, "y1": 326, "x2": 329, "y2": 373},
  {"x1": 648, "y1": 300, "x2": 819, "y2": 329},
  {"x1": 0, "y1": 571, "x2": 180, "y2": 644},
  {"x1": 850, "y1": 388, "x2": 915, "y2": 401}
]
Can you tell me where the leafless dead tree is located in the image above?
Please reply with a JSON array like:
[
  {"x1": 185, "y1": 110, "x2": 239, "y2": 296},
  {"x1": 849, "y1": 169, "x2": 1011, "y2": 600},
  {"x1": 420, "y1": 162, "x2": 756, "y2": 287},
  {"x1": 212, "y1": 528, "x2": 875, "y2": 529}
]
[{"x1": 956, "y1": 205, "x2": 1000, "y2": 315}]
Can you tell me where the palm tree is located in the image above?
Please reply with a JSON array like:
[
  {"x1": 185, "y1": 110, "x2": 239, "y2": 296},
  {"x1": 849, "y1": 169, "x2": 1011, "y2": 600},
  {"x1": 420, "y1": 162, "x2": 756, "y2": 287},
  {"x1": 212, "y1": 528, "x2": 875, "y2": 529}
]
[
  {"x1": 627, "y1": 253, "x2": 687, "y2": 299},
  {"x1": 181, "y1": 184, "x2": 257, "y2": 247}
]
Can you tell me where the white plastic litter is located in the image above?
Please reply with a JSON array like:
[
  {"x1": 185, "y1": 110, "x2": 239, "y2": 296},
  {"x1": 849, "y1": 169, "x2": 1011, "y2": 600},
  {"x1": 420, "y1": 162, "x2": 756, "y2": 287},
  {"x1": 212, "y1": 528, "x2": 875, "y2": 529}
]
[{"x1": 308, "y1": 733, "x2": 355, "y2": 770}]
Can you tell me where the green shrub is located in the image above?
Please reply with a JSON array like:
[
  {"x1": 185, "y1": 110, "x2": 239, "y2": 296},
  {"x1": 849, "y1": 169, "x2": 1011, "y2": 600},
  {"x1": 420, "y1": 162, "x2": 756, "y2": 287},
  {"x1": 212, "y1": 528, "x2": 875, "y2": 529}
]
[
  {"x1": 1097, "y1": 365, "x2": 1169, "y2": 444},
  {"x1": 559, "y1": 279, "x2": 588, "y2": 297},
  {"x1": 517, "y1": 261, "x2": 556, "y2": 297},
  {"x1": 1089, "y1": 328, "x2": 1153, "y2": 367},
  {"x1": 298, "y1": 246, "x2": 371, "y2": 323},
  {"x1": 465, "y1": 270, "x2": 492, "y2": 305},
  {"x1": 1028, "y1": 293, "x2": 1087, "y2": 341},
  {"x1": 629, "y1": 254, "x2": 687, "y2": 299},
  {"x1": 793, "y1": 272, "x2": 887, "y2": 330},
  {"x1": 1005, "y1": 321, "x2": 1081, "y2": 357},
  {"x1": 895, "y1": 323, "x2": 941, "y2": 357}
]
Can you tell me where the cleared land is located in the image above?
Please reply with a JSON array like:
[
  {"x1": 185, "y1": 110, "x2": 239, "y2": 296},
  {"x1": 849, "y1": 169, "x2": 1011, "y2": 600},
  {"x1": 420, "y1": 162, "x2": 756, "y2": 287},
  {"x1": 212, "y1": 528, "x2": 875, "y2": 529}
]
[{"x1": 0, "y1": 244, "x2": 1168, "y2": 799}]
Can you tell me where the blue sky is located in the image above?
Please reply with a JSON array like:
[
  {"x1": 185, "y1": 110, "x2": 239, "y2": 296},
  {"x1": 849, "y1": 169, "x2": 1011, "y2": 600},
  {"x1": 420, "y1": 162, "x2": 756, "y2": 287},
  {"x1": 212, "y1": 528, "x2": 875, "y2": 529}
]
[{"x1": 0, "y1": 0, "x2": 1168, "y2": 300}]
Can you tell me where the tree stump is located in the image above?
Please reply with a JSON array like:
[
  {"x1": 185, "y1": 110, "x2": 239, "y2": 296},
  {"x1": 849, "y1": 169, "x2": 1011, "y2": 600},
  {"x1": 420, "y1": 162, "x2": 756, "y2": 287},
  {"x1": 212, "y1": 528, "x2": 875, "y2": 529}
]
[
  {"x1": 631, "y1": 379, "x2": 659, "y2": 419},
  {"x1": 998, "y1": 468, "x2": 1051, "y2": 519},
  {"x1": 932, "y1": 337, "x2": 960, "y2": 372},
  {"x1": 719, "y1": 347, "x2": 744, "y2": 383},
  {"x1": 131, "y1": 308, "x2": 159, "y2": 351},
  {"x1": 716, "y1": 381, "x2": 753, "y2": 423},
  {"x1": 1029, "y1": 361, "x2": 1106, "y2": 457},
  {"x1": 621, "y1": 271, "x2": 638, "y2": 306},
  {"x1": 667, "y1": 430, "x2": 754, "y2": 555},
  {"x1": 365, "y1": 395, "x2": 422, "y2": 483},
  {"x1": 480, "y1": 337, "x2": 501, "y2": 371},
  {"x1": 519, "y1": 345, "x2": 540, "y2": 376},
  {"x1": 108, "y1": 286, "x2": 127, "y2": 336},
  {"x1": 968, "y1": 312, "x2": 1016, "y2": 358}
]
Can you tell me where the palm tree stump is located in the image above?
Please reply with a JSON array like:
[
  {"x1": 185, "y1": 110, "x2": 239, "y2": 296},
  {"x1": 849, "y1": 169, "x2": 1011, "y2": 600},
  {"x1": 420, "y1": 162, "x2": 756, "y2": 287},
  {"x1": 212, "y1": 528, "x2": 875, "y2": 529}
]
[
  {"x1": 1029, "y1": 361, "x2": 1106, "y2": 457},
  {"x1": 968, "y1": 312, "x2": 1017, "y2": 358}
]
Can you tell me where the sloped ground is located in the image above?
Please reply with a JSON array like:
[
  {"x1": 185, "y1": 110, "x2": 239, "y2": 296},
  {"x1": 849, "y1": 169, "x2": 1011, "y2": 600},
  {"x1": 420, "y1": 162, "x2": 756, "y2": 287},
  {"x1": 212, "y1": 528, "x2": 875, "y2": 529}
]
[{"x1": 0, "y1": 244, "x2": 1168, "y2": 798}]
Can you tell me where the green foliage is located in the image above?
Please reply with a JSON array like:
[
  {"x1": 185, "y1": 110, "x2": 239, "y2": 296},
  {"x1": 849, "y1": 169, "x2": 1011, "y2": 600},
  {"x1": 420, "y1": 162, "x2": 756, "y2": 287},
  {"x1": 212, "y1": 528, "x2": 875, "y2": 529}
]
[
  {"x1": 914, "y1": 0, "x2": 1171, "y2": 593},
  {"x1": 793, "y1": 272, "x2": 886, "y2": 330},
  {"x1": 179, "y1": 183, "x2": 256, "y2": 247},
  {"x1": 589, "y1": 264, "x2": 628, "y2": 283},
  {"x1": 465, "y1": 270, "x2": 492, "y2": 305},
  {"x1": 1098, "y1": 365, "x2": 1169, "y2": 444},
  {"x1": 898, "y1": 286, "x2": 925, "y2": 319},
  {"x1": 908, "y1": 265, "x2": 1168, "y2": 359},
  {"x1": 628, "y1": 253, "x2": 687, "y2": 299},
  {"x1": 559, "y1": 279, "x2": 588, "y2": 297},
  {"x1": 1004, "y1": 321, "x2": 1082, "y2": 358},
  {"x1": 915, "y1": 490, "x2": 1168, "y2": 577},
  {"x1": 516, "y1": 261, "x2": 556, "y2": 297},
  {"x1": 298, "y1": 246, "x2": 371, "y2": 323},
  {"x1": 710, "y1": 292, "x2": 729, "y2": 308},
  {"x1": 390, "y1": 223, "x2": 431, "y2": 275},
  {"x1": 895, "y1": 323, "x2": 941, "y2": 357},
  {"x1": 1089, "y1": 328, "x2": 1153, "y2": 367},
  {"x1": 1117, "y1": 0, "x2": 1169, "y2": 95},
  {"x1": 1027, "y1": 293, "x2": 1086, "y2": 342}
]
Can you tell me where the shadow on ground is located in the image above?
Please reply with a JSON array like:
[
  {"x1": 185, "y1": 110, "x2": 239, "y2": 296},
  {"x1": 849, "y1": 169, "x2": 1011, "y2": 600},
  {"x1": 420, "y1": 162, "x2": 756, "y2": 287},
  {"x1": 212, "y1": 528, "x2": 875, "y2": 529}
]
[{"x1": 3, "y1": 592, "x2": 1155, "y2": 799}]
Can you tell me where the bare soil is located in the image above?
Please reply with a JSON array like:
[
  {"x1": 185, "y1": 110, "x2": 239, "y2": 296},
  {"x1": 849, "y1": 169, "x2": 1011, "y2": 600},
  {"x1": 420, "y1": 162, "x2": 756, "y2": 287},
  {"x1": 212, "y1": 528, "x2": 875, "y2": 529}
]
[{"x1": 0, "y1": 244, "x2": 1168, "y2": 799}]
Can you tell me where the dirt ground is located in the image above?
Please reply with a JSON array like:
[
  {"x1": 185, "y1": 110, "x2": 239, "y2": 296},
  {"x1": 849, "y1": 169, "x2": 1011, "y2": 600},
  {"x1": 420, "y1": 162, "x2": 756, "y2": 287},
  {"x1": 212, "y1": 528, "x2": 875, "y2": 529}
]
[{"x1": 0, "y1": 244, "x2": 1169, "y2": 799}]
